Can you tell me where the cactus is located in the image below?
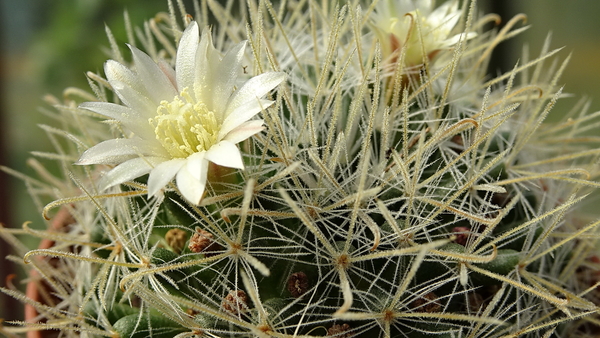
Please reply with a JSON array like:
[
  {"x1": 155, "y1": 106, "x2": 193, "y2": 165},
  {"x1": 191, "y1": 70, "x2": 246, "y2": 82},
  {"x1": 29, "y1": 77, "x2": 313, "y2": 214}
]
[{"x1": 2, "y1": 1, "x2": 600, "y2": 337}]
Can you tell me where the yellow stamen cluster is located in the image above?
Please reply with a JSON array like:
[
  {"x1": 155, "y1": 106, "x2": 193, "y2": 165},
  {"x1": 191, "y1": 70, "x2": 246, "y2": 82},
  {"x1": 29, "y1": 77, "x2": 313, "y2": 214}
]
[{"x1": 150, "y1": 89, "x2": 219, "y2": 158}]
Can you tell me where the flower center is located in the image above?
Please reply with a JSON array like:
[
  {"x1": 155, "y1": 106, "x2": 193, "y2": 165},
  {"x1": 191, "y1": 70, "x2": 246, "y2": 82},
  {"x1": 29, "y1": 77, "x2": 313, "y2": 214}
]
[{"x1": 149, "y1": 89, "x2": 219, "y2": 158}]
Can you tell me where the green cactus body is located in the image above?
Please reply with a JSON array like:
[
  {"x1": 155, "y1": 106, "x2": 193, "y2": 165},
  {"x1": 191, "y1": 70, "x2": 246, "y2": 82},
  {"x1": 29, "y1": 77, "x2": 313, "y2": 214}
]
[{"x1": 112, "y1": 312, "x2": 187, "y2": 338}]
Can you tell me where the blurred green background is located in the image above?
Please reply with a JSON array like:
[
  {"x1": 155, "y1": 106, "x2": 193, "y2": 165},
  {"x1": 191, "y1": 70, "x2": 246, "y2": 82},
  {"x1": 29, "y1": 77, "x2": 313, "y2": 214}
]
[{"x1": 0, "y1": 0, "x2": 599, "y2": 323}]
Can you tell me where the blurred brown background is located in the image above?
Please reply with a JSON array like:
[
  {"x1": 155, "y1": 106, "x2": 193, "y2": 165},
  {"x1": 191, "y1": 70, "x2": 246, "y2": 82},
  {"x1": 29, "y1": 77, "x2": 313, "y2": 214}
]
[{"x1": 0, "y1": 0, "x2": 598, "y2": 323}]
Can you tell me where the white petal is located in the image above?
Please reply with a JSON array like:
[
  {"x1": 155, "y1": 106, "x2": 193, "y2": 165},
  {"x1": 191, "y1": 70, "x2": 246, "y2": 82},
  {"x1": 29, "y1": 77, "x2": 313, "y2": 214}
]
[
  {"x1": 79, "y1": 102, "x2": 155, "y2": 140},
  {"x1": 176, "y1": 22, "x2": 200, "y2": 92},
  {"x1": 429, "y1": 1, "x2": 457, "y2": 24},
  {"x1": 420, "y1": 0, "x2": 433, "y2": 12},
  {"x1": 219, "y1": 98, "x2": 274, "y2": 139},
  {"x1": 223, "y1": 120, "x2": 264, "y2": 144},
  {"x1": 211, "y1": 41, "x2": 247, "y2": 112},
  {"x1": 80, "y1": 101, "x2": 140, "y2": 120},
  {"x1": 442, "y1": 32, "x2": 476, "y2": 48},
  {"x1": 129, "y1": 45, "x2": 178, "y2": 102},
  {"x1": 224, "y1": 72, "x2": 285, "y2": 117},
  {"x1": 186, "y1": 151, "x2": 207, "y2": 181},
  {"x1": 77, "y1": 138, "x2": 165, "y2": 165},
  {"x1": 193, "y1": 30, "x2": 216, "y2": 105},
  {"x1": 158, "y1": 60, "x2": 177, "y2": 88},
  {"x1": 105, "y1": 60, "x2": 155, "y2": 114},
  {"x1": 109, "y1": 80, "x2": 157, "y2": 117},
  {"x1": 436, "y1": 14, "x2": 460, "y2": 37},
  {"x1": 176, "y1": 156, "x2": 209, "y2": 204},
  {"x1": 99, "y1": 156, "x2": 164, "y2": 191},
  {"x1": 147, "y1": 158, "x2": 186, "y2": 197},
  {"x1": 205, "y1": 140, "x2": 244, "y2": 169}
]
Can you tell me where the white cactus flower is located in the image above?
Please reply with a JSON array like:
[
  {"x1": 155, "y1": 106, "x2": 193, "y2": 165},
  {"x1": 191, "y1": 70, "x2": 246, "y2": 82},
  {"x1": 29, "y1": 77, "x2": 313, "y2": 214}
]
[
  {"x1": 372, "y1": 0, "x2": 473, "y2": 66},
  {"x1": 77, "y1": 21, "x2": 285, "y2": 204}
]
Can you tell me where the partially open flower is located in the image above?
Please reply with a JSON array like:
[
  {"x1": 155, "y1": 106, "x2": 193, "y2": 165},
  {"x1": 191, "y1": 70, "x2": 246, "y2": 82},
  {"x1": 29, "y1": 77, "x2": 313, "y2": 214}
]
[
  {"x1": 326, "y1": 323, "x2": 353, "y2": 337},
  {"x1": 371, "y1": 0, "x2": 474, "y2": 67},
  {"x1": 287, "y1": 271, "x2": 309, "y2": 298},
  {"x1": 410, "y1": 291, "x2": 442, "y2": 312},
  {"x1": 76, "y1": 21, "x2": 285, "y2": 204},
  {"x1": 222, "y1": 290, "x2": 250, "y2": 316},
  {"x1": 165, "y1": 228, "x2": 188, "y2": 254},
  {"x1": 188, "y1": 227, "x2": 222, "y2": 256}
]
